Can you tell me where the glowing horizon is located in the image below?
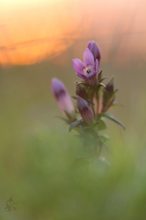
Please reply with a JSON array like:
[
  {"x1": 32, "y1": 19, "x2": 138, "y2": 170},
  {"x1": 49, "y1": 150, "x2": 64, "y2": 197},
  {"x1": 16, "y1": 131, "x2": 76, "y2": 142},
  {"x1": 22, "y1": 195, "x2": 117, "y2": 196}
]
[{"x1": 0, "y1": 0, "x2": 146, "y2": 66}]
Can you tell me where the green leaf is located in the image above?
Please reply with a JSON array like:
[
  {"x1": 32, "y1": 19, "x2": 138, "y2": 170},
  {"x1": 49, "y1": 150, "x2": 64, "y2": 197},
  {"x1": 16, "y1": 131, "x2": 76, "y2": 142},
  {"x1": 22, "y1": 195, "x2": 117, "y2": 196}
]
[{"x1": 103, "y1": 113, "x2": 126, "y2": 130}]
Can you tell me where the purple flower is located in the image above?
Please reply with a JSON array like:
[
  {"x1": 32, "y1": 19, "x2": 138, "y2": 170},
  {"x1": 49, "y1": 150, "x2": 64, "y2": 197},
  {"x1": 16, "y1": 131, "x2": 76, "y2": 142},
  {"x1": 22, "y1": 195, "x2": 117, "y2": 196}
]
[
  {"x1": 51, "y1": 78, "x2": 74, "y2": 114},
  {"x1": 77, "y1": 96, "x2": 94, "y2": 124},
  {"x1": 87, "y1": 40, "x2": 101, "y2": 62},
  {"x1": 72, "y1": 48, "x2": 99, "y2": 80}
]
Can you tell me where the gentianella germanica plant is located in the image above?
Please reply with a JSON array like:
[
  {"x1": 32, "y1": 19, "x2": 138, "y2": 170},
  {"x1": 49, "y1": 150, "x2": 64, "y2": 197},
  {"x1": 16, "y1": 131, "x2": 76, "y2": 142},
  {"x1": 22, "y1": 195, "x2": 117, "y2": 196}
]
[{"x1": 51, "y1": 41, "x2": 125, "y2": 156}]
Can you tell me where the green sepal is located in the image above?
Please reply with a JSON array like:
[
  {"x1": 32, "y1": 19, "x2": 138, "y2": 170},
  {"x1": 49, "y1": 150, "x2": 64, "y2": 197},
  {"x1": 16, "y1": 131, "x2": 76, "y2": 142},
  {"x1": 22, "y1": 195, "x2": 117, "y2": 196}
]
[
  {"x1": 69, "y1": 119, "x2": 82, "y2": 131},
  {"x1": 98, "y1": 70, "x2": 105, "y2": 83}
]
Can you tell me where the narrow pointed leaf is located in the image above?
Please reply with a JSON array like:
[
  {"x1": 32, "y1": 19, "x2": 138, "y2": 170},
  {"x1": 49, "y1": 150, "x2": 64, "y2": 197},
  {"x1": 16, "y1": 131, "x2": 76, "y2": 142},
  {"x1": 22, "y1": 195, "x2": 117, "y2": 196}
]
[{"x1": 103, "y1": 113, "x2": 126, "y2": 130}]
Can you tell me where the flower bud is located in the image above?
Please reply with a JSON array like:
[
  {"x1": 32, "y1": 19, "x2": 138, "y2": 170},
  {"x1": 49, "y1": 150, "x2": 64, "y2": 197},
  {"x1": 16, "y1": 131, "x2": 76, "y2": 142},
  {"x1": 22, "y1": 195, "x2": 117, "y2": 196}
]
[
  {"x1": 51, "y1": 78, "x2": 74, "y2": 115},
  {"x1": 77, "y1": 96, "x2": 94, "y2": 124},
  {"x1": 76, "y1": 83, "x2": 88, "y2": 100},
  {"x1": 105, "y1": 78, "x2": 114, "y2": 93},
  {"x1": 103, "y1": 79, "x2": 116, "y2": 112},
  {"x1": 88, "y1": 40, "x2": 101, "y2": 62}
]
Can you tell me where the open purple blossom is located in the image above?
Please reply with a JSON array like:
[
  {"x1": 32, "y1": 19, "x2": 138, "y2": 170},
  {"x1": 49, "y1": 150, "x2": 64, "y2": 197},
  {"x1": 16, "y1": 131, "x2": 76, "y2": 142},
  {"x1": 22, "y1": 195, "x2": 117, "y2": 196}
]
[
  {"x1": 77, "y1": 96, "x2": 94, "y2": 124},
  {"x1": 72, "y1": 48, "x2": 99, "y2": 80},
  {"x1": 51, "y1": 78, "x2": 74, "y2": 115},
  {"x1": 88, "y1": 40, "x2": 101, "y2": 62}
]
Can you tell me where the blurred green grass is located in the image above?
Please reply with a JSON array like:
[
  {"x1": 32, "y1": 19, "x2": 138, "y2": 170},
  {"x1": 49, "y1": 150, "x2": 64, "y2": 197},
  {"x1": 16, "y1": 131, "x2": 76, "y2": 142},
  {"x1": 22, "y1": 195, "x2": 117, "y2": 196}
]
[
  {"x1": 0, "y1": 128, "x2": 146, "y2": 220},
  {"x1": 0, "y1": 60, "x2": 146, "y2": 219}
]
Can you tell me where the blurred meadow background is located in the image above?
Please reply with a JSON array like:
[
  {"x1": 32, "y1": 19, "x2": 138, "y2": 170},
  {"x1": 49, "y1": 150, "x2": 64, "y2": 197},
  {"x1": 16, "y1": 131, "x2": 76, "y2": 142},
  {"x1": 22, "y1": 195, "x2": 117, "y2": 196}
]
[{"x1": 0, "y1": 0, "x2": 146, "y2": 219}]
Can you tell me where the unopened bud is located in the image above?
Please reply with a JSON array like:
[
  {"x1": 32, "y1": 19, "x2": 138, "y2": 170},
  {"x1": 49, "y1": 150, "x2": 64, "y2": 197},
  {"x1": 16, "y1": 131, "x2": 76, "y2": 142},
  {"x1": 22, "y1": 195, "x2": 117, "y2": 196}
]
[
  {"x1": 76, "y1": 83, "x2": 88, "y2": 99},
  {"x1": 51, "y1": 78, "x2": 74, "y2": 115},
  {"x1": 105, "y1": 78, "x2": 114, "y2": 93},
  {"x1": 77, "y1": 96, "x2": 94, "y2": 124},
  {"x1": 103, "y1": 79, "x2": 116, "y2": 112},
  {"x1": 88, "y1": 40, "x2": 101, "y2": 62}
]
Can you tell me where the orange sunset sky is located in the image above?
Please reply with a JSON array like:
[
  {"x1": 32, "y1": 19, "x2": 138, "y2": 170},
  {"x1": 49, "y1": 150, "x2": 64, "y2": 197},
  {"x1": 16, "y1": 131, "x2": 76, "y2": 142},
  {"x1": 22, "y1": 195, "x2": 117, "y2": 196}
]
[{"x1": 0, "y1": 0, "x2": 146, "y2": 66}]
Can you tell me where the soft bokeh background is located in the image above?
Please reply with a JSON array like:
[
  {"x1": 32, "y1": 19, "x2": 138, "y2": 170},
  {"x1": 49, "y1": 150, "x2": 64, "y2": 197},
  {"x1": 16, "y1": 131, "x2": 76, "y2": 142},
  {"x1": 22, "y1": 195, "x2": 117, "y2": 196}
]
[{"x1": 0, "y1": 0, "x2": 146, "y2": 219}]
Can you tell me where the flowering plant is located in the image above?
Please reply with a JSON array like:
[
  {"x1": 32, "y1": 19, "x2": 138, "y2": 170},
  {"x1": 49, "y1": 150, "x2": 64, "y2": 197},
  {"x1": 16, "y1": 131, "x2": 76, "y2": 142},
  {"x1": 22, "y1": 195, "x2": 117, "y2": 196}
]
[{"x1": 51, "y1": 41, "x2": 125, "y2": 155}]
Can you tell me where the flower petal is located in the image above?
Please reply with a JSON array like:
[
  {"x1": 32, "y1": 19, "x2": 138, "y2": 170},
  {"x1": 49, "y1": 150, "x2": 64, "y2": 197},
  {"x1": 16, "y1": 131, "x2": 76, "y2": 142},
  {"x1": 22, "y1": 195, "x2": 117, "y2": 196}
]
[
  {"x1": 72, "y1": 58, "x2": 84, "y2": 75},
  {"x1": 83, "y1": 48, "x2": 94, "y2": 66},
  {"x1": 95, "y1": 59, "x2": 99, "y2": 73}
]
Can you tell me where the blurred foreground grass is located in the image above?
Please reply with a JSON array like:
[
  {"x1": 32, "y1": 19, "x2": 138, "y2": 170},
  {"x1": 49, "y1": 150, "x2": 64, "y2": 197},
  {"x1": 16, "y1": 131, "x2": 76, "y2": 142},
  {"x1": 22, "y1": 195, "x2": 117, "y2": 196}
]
[
  {"x1": 1, "y1": 62, "x2": 146, "y2": 220},
  {"x1": 0, "y1": 127, "x2": 146, "y2": 220}
]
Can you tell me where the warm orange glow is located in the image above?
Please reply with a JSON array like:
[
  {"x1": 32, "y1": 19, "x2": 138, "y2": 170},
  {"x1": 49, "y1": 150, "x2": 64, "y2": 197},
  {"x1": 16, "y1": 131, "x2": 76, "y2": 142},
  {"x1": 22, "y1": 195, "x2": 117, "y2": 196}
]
[
  {"x1": 0, "y1": 0, "x2": 146, "y2": 66},
  {"x1": 0, "y1": 0, "x2": 79, "y2": 65}
]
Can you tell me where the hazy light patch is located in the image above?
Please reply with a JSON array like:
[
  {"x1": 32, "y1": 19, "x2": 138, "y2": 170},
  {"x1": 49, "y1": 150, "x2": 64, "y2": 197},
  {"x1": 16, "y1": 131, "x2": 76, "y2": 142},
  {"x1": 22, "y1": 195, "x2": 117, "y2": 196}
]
[
  {"x1": 0, "y1": 0, "x2": 79, "y2": 65},
  {"x1": 1, "y1": 0, "x2": 62, "y2": 7},
  {"x1": 0, "y1": 0, "x2": 146, "y2": 66}
]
